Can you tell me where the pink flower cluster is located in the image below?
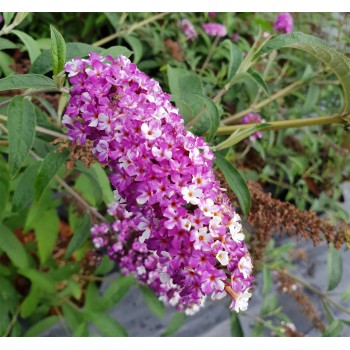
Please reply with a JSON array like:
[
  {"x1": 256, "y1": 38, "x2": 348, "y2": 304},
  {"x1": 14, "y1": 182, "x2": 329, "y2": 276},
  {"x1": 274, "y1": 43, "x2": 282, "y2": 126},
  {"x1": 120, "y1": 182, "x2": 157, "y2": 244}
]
[
  {"x1": 63, "y1": 53, "x2": 253, "y2": 314},
  {"x1": 242, "y1": 113, "x2": 264, "y2": 141},
  {"x1": 274, "y1": 12, "x2": 294, "y2": 34},
  {"x1": 202, "y1": 23, "x2": 227, "y2": 37},
  {"x1": 179, "y1": 19, "x2": 198, "y2": 41}
]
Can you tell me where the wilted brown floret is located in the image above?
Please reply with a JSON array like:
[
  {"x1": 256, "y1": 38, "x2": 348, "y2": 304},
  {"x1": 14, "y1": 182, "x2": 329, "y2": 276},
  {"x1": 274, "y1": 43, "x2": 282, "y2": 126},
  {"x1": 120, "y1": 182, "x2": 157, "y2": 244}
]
[
  {"x1": 164, "y1": 39, "x2": 185, "y2": 62},
  {"x1": 52, "y1": 138, "x2": 96, "y2": 171},
  {"x1": 281, "y1": 325, "x2": 305, "y2": 337},
  {"x1": 217, "y1": 170, "x2": 349, "y2": 262},
  {"x1": 276, "y1": 269, "x2": 326, "y2": 333}
]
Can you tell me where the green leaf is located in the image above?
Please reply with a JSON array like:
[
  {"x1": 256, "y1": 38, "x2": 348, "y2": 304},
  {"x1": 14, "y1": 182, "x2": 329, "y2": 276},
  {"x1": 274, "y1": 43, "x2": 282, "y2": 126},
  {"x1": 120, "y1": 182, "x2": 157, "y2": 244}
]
[
  {"x1": 34, "y1": 149, "x2": 68, "y2": 201},
  {"x1": 11, "y1": 30, "x2": 41, "y2": 63},
  {"x1": 341, "y1": 319, "x2": 350, "y2": 328},
  {"x1": 64, "y1": 215, "x2": 91, "y2": 259},
  {"x1": 30, "y1": 43, "x2": 132, "y2": 75},
  {"x1": 91, "y1": 163, "x2": 114, "y2": 205},
  {"x1": 0, "y1": 51, "x2": 15, "y2": 76},
  {"x1": 124, "y1": 35, "x2": 143, "y2": 64},
  {"x1": 74, "y1": 164, "x2": 103, "y2": 206},
  {"x1": 60, "y1": 280, "x2": 82, "y2": 300},
  {"x1": 88, "y1": 313, "x2": 128, "y2": 337},
  {"x1": 94, "y1": 255, "x2": 115, "y2": 275},
  {"x1": 186, "y1": 93, "x2": 220, "y2": 141},
  {"x1": 322, "y1": 320, "x2": 343, "y2": 337},
  {"x1": 104, "y1": 13, "x2": 120, "y2": 30},
  {"x1": 34, "y1": 209, "x2": 59, "y2": 264},
  {"x1": 341, "y1": 285, "x2": 350, "y2": 302},
  {"x1": 222, "y1": 39, "x2": 242, "y2": 81},
  {"x1": 84, "y1": 283, "x2": 101, "y2": 313},
  {"x1": 167, "y1": 65, "x2": 203, "y2": 99},
  {"x1": 100, "y1": 46, "x2": 132, "y2": 59},
  {"x1": 20, "y1": 283, "x2": 42, "y2": 318},
  {"x1": 214, "y1": 123, "x2": 270, "y2": 150},
  {"x1": 262, "y1": 266, "x2": 272, "y2": 296},
  {"x1": 0, "y1": 38, "x2": 17, "y2": 51},
  {"x1": 214, "y1": 154, "x2": 251, "y2": 216},
  {"x1": 254, "y1": 32, "x2": 350, "y2": 112},
  {"x1": 162, "y1": 313, "x2": 187, "y2": 336},
  {"x1": 7, "y1": 96, "x2": 36, "y2": 178},
  {"x1": 24, "y1": 316, "x2": 59, "y2": 337},
  {"x1": 24, "y1": 188, "x2": 54, "y2": 232},
  {"x1": 0, "y1": 275, "x2": 19, "y2": 313},
  {"x1": 19, "y1": 268, "x2": 57, "y2": 294},
  {"x1": 12, "y1": 161, "x2": 40, "y2": 212},
  {"x1": 139, "y1": 285, "x2": 165, "y2": 319},
  {"x1": 3, "y1": 13, "x2": 15, "y2": 26},
  {"x1": 254, "y1": 32, "x2": 327, "y2": 59},
  {"x1": 0, "y1": 156, "x2": 10, "y2": 219},
  {"x1": 0, "y1": 275, "x2": 19, "y2": 335},
  {"x1": 50, "y1": 263, "x2": 80, "y2": 281},
  {"x1": 0, "y1": 223, "x2": 30, "y2": 269},
  {"x1": 100, "y1": 275, "x2": 134, "y2": 311},
  {"x1": 230, "y1": 313, "x2": 244, "y2": 337},
  {"x1": 34, "y1": 96, "x2": 58, "y2": 122},
  {"x1": 0, "y1": 74, "x2": 56, "y2": 91},
  {"x1": 73, "y1": 322, "x2": 88, "y2": 337},
  {"x1": 62, "y1": 303, "x2": 85, "y2": 334},
  {"x1": 322, "y1": 300, "x2": 335, "y2": 324},
  {"x1": 248, "y1": 69, "x2": 270, "y2": 96},
  {"x1": 50, "y1": 25, "x2": 66, "y2": 77},
  {"x1": 327, "y1": 243, "x2": 343, "y2": 291},
  {"x1": 251, "y1": 322, "x2": 263, "y2": 337}
]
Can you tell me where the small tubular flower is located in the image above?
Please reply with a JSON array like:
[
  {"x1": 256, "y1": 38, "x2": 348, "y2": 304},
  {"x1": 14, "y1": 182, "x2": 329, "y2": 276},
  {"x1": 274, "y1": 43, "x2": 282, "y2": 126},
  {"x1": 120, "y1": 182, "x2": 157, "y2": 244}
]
[
  {"x1": 274, "y1": 13, "x2": 294, "y2": 34},
  {"x1": 202, "y1": 23, "x2": 227, "y2": 37},
  {"x1": 242, "y1": 113, "x2": 265, "y2": 140},
  {"x1": 64, "y1": 53, "x2": 253, "y2": 314},
  {"x1": 179, "y1": 19, "x2": 198, "y2": 40}
]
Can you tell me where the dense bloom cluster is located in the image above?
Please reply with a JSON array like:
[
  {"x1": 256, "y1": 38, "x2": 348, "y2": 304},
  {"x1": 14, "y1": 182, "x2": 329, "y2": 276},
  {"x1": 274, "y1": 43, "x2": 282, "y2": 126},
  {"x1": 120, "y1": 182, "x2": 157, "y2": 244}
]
[
  {"x1": 274, "y1": 12, "x2": 294, "y2": 34},
  {"x1": 202, "y1": 23, "x2": 227, "y2": 37},
  {"x1": 63, "y1": 53, "x2": 253, "y2": 314},
  {"x1": 180, "y1": 19, "x2": 198, "y2": 41},
  {"x1": 242, "y1": 113, "x2": 264, "y2": 141}
]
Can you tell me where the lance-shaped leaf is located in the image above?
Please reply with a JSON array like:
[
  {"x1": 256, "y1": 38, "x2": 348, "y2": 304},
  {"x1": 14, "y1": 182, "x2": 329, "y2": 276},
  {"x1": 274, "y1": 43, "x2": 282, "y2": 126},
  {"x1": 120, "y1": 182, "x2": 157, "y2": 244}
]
[
  {"x1": 214, "y1": 154, "x2": 251, "y2": 216},
  {"x1": 7, "y1": 96, "x2": 36, "y2": 178},
  {"x1": 254, "y1": 32, "x2": 350, "y2": 112},
  {"x1": 50, "y1": 25, "x2": 66, "y2": 77},
  {"x1": 34, "y1": 149, "x2": 69, "y2": 201},
  {"x1": 327, "y1": 243, "x2": 343, "y2": 291},
  {"x1": 0, "y1": 74, "x2": 56, "y2": 91}
]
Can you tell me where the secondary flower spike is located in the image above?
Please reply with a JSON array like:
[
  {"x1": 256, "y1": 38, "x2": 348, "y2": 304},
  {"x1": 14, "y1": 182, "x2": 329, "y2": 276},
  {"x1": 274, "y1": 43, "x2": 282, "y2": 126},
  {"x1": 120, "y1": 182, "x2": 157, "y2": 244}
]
[
  {"x1": 274, "y1": 12, "x2": 294, "y2": 34},
  {"x1": 63, "y1": 53, "x2": 253, "y2": 314}
]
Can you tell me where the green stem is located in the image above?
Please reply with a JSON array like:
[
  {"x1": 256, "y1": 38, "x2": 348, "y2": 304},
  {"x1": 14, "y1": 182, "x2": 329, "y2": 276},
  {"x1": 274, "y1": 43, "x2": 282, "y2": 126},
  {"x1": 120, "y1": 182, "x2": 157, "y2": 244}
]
[
  {"x1": 199, "y1": 36, "x2": 220, "y2": 76},
  {"x1": 2, "y1": 306, "x2": 20, "y2": 337},
  {"x1": 216, "y1": 114, "x2": 346, "y2": 136},
  {"x1": 29, "y1": 150, "x2": 108, "y2": 224},
  {"x1": 0, "y1": 87, "x2": 68, "y2": 109},
  {"x1": 223, "y1": 80, "x2": 304, "y2": 124},
  {"x1": 251, "y1": 50, "x2": 277, "y2": 106},
  {"x1": 212, "y1": 31, "x2": 263, "y2": 104},
  {"x1": 0, "y1": 114, "x2": 68, "y2": 139},
  {"x1": 262, "y1": 176, "x2": 313, "y2": 204},
  {"x1": 92, "y1": 12, "x2": 168, "y2": 47}
]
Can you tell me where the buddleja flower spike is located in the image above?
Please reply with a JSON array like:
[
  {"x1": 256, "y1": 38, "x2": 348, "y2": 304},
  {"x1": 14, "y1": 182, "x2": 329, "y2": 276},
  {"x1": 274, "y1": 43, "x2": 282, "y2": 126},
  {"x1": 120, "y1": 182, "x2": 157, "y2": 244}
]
[{"x1": 64, "y1": 53, "x2": 254, "y2": 315}]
